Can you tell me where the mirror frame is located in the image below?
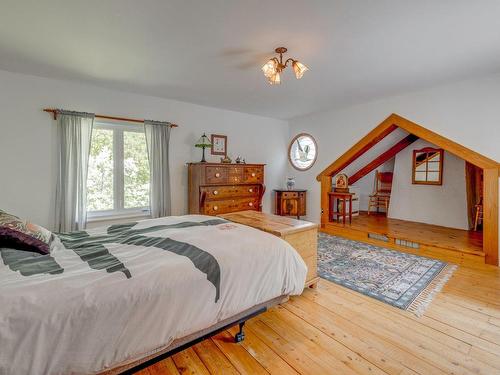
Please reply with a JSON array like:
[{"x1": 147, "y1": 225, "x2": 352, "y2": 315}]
[{"x1": 412, "y1": 147, "x2": 444, "y2": 185}]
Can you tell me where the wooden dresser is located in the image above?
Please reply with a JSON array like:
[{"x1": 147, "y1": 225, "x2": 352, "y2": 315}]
[
  {"x1": 219, "y1": 210, "x2": 319, "y2": 289},
  {"x1": 188, "y1": 163, "x2": 265, "y2": 215}
]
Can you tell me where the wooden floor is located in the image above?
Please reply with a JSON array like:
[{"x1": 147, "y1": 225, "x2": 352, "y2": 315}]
[
  {"x1": 139, "y1": 261, "x2": 500, "y2": 375},
  {"x1": 324, "y1": 212, "x2": 484, "y2": 264}
]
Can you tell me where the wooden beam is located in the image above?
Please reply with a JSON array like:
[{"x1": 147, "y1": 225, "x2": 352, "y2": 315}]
[
  {"x1": 348, "y1": 134, "x2": 418, "y2": 185},
  {"x1": 320, "y1": 175, "x2": 332, "y2": 227},
  {"x1": 316, "y1": 121, "x2": 398, "y2": 181},
  {"x1": 390, "y1": 114, "x2": 498, "y2": 169},
  {"x1": 483, "y1": 168, "x2": 499, "y2": 266}
]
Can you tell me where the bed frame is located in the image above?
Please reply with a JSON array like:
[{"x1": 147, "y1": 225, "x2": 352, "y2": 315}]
[{"x1": 103, "y1": 295, "x2": 287, "y2": 374}]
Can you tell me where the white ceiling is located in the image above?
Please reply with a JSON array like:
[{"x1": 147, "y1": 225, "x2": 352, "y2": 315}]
[{"x1": 1, "y1": 0, "x2": 499, "y2": 119}]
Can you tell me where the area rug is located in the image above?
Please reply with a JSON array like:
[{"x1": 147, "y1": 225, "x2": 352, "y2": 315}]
[{"x1": 317, "y1": 233, "x2": 457, "y2": 316}]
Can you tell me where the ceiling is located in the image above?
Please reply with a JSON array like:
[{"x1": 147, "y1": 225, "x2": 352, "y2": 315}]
[{"x1": 1, "y1": 0, "x2": 499, "y2": 119}]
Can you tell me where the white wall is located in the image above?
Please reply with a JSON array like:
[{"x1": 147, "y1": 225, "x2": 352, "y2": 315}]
[
  {"x1": 388, "y1": 139, "x2": 468, "y2": 229},
  {"x1": 0, "y1": 70, "x2": 289, "y2": 229},
  {"x1": 288, "y1": 73, "x2": 500, "y2": 227}
]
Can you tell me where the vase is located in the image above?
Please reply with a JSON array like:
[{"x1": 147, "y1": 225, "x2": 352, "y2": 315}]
[{"x1": 286, "y1": 177, "x2": 296, "y2": 191}]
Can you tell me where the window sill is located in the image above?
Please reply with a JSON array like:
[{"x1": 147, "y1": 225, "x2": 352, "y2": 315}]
[{"x1": 87, "y1": 212, "x2": 151, "y2": 224}]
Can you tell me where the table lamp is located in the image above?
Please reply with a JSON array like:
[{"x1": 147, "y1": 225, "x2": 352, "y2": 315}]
[{"x1": 195, "y1": 133, "x2": 212, "y2": 163}]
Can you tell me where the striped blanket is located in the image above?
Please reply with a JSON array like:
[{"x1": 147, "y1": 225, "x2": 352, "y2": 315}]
[{"x1": 0, "y1": 215, "x2": 306, "y2": 375}]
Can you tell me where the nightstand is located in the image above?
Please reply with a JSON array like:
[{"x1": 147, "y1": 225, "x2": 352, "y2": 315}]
[{"x1": 273, "y1": 189, "x2": 307, "y2": 219}]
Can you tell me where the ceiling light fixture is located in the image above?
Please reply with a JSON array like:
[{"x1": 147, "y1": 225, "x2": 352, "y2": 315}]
[{"x1": 262, "y1": 47, "x2": 309, "y2": 85}]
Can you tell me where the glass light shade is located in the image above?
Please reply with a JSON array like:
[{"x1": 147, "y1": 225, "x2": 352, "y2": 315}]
[
  {"x1": 292, "y1": 60, "x2": 309, "y2": 79},
  {"x1": 261, "y1": 59, "x2": 277, "y2": 78},
  {"x1": 268, "y1": 71, "x2": 281, "y2": 85},
  {"x1": 195, "y1": 133, "x2": 212, "y2": 148}
]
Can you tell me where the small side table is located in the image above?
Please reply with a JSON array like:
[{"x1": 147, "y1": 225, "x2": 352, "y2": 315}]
[
  {"x1": 328, "y1": 192, "x2": 354, "y2": 224},
  {"x1": 274, "y1": 189, "x2": 307, "y2": 219}
]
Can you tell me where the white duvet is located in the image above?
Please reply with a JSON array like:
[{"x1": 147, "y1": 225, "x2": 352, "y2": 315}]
[{"x1": 0, "y1": 215, "x2": 307, "y2": 375}]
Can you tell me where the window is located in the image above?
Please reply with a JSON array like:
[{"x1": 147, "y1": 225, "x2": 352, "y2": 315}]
[
  {"x1": 288, "y1": 133, "x2": 318, "y2": 171},
  {"x1": 412, "y1": 147, "x2": 444, "y2": 185},
  {"x1": 87, "y1": 122, "x2": 150, "y2": 218}
]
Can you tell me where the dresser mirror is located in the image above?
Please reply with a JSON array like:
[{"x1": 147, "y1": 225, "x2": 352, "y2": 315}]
[{"x1": 412, "y1": 147, "x2": 444, "y2": 185}]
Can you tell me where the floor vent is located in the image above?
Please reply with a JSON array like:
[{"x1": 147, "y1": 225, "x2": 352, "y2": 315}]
[
  {"x1": 395, "y1": 238, "x2": 420, "y2": 249},
  {"x1": 368, "y1": 233, "x2": 389, "y2": 242}
]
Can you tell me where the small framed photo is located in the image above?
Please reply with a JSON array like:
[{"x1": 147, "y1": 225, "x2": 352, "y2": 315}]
[{"x1": 211, "y1": 134, "x2": 227, "y2": 156}]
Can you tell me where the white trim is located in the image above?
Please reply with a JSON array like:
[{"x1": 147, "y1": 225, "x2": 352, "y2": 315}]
[{"x1": 87, "y1": 208, "x2": 151, "y2": 223}]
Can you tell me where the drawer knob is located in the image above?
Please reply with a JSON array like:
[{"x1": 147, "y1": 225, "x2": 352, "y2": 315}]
[
  {"x1": 249, "y1": 202, "x2": 253, "y2": 207},
  {"x1": 213, "y1": 206, "x2": 218, "y2": 211},
  {"x1": 213, "y1": 190, "x2": 218, "y2": 195},
  {"x1": 248, "y1": 188, "x2": 253, "y2": 193},
  {"x1": 251, "y1": 173, "x2": 256, "y2": 177},
  {"x1": 215, "y1": 173, "x2": 221, "y2": 178}
]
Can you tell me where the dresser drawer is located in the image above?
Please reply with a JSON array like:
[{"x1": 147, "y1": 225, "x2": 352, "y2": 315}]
[
  {"x1": 243, "y1": 166, "x2": 263, "y2": 183},
  {"x1": 205, "y1": 166, "x2": 228, "y2": 184},
  {"x1": 204, "y1": 197, "x2": 259, "y2": 215},
  {"x1": 202, "y1": 185, "x2": 260, "y2": 199},
  {"x1": 227, "y1": 166, "x2": 244, "y2": 184},
  {"x1": 281, "y1": 191, "x2": 299, "y2": 199}
]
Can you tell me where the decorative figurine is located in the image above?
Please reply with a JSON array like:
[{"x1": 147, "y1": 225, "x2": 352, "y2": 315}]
[
  {"x1": 334, "y1": 173, "x2": 350, "y2": 193},
  {"x1": 220, "y1": 155, "x2": 232, "y2": 163}
]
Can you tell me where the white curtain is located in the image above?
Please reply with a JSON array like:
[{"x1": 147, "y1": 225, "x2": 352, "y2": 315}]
[
  {"x1": 54, "y1": 110, "x2": 94, "y2": 232},
  {"x1": 144, "y1": 120, "x2": 172, "y2": 218}
]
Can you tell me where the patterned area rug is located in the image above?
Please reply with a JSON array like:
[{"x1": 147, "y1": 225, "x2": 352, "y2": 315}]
[{"x1": 318, "y1": 233, "x2": 457, "y2": 316}]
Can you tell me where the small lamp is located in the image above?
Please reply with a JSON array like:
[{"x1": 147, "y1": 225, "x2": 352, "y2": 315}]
[{"x1": 195, "y1": 133, "x2": 212, "y2": 163}]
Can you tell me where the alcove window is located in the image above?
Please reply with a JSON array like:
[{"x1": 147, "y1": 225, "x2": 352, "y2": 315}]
[{"x1": 412, "y1": 148, "x2": 444, "y2": 185}]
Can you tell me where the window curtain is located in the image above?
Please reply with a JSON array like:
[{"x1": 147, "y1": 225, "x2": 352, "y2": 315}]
[
  {"x1": 144, "y1": 120, "x2": 172, "y2": 218},
  {"x1": 54, "y1": 110, "x2": 95, "y2": 232}
]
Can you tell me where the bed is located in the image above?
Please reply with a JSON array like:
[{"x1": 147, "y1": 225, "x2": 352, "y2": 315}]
[{"x1": 0, "y1": 215, "x2": 307, "y2": 375}]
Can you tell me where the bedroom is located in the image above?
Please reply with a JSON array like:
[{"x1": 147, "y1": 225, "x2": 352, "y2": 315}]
[{"x1": 0, "y1": 1, "x2": 499, "y2": 374}]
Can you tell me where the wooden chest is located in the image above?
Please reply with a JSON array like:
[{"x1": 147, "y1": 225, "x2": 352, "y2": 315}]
[
  {"x1": 188, "y1": 163, "x2": 265, "y2": 215},
  {"x1": 219, "y1": 210, "x2": 319, "y2": 289}
]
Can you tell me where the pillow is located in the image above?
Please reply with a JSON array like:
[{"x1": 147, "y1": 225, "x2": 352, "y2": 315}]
[{"x1": 0, "y1": 210, "x2": 52, "y2": 255}]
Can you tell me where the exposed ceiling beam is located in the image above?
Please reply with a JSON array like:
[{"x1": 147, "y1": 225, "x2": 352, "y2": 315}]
[
  {"x1": 348, "y1": 134, "x2": 419, "y2": 185},
  {"x1": 315, "y1": 122, "x2": 398, "y2": 180}
]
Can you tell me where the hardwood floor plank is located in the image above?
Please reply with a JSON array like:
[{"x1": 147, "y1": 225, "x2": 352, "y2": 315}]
[
  {"x1": 257, "y1": 310, "x2": 380, "y2": 375},
  {"x1": 314, "y1": 283, "x2": 472, "y2": 354},
  {"x1": 211, "y1": 331, "x2": 269, "y2": 375},
  {"x1": 264, "y1": 306, "x2": 401, "y2": 375},
  {"x1": 192, "y1": 340, "x2": 239, "y2": 375},
  {"x1": 171, "y1": 347, "x2": 210, "y2": 375},
  {"x1": 246, "y1": 319, "x2": 340, "y2": 375},
  {"x1": 300, "y1": 286, "x2": 497, "y2": 375},
  {"x1": 145, "y1": 358, "x2": 180, "y2": 375},
  {"x1": 226, "y1": 325, "x2": 299, "y2": 375},
  {"x1": 285, "y1": 296, "x2": 445, "y2": 375},
  {"x1": 275, "y1": 304, "x2": 418, "y2": 375}
]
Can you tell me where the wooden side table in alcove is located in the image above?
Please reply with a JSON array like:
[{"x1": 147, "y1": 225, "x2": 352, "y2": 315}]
[{"x1": 274, "y1": 189, "x2": 307, "y2": 219}]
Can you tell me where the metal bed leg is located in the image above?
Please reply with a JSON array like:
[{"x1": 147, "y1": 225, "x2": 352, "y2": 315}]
[{"x1": 234, "y1": 322, "x2": 245, "y2": 343}]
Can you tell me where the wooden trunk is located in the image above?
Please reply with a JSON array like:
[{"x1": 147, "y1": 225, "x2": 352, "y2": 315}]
[{"x1": 219, "y1": 210, "x2": 319, "y2": 289}]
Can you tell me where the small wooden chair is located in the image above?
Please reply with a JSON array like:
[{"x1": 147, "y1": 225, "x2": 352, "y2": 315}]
[
  {"x1": 473, "y1": 197, "x2": 483, "y2": 231},
  {"x1": 368, "y1": 171, "x2": 393, "y2": 215}
]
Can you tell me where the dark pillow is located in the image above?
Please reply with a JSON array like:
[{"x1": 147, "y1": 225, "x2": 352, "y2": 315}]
[{"x1": 0, "y1": 210, "x2": 52, "y2": 255}]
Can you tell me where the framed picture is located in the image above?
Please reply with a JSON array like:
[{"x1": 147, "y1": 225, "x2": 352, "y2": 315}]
[{"x1": 211, "y1": 134, "x2": 227, "y2": 156}]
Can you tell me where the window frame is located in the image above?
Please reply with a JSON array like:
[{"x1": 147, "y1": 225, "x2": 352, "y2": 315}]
[
  {"x1": 288, "y1": 133, "x2": 318, "y2": 171},
  {"x1": 87, "y1": 121, "x2": 150, "y2": 221},
  {"x1": 412, "y1": 147, "x2": 444, "y2": 186}
]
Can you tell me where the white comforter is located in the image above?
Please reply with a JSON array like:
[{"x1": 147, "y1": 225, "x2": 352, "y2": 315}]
[{"x1": 0, "y1": 215, "x2": 307, "y2": 374}]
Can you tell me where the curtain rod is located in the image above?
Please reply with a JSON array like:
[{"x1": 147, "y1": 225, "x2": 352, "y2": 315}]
[{"x1": 43, "y1": 109, "x2": 179, "y2": 127}]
